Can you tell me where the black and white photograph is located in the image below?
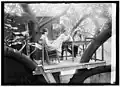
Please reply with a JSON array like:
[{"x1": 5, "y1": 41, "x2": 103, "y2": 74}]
[{"x1": 2, "y1": 1, "x2": 118, "y2": 85}]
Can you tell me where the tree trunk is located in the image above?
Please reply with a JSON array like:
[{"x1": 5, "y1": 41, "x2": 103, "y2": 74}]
[
  {"x1": 80, "y1": 22, "x2": 111, "y2": 63},
  {"x1": 38, "y1": 4, "x2": 70, "y2": 29},
  {"x1": 4, "y1": 46, "x2": 61, "y2": 84},
  {"x1": 4, "y1": 46, "x2": 49, "y2": 84},
  {"x1": 71, "y1": 14, "x2": 90, "y2": 34},
  {"x1": 4, "y1": 46, "x2": 37, "y2": 71},
  {"x1": 69, "y1": 21, "x2": 112, "y2": 83},
  {"x1": 69, "y1": 65, "x2": 111, "y2": 83}
]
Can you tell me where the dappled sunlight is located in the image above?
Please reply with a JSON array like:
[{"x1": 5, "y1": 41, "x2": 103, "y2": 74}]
[
  {"x1": 3, "y1": 3, "x2": 114, "y2": 84},
  {"x1": 29, "y1": 3, "x2": 70, "y2": 17},
  {"x1": 5, "y1": 3, "x2": 23, "y2": 16},
  {"x1": 4, "y1": 3, "x2": 112, "y2": 37}
]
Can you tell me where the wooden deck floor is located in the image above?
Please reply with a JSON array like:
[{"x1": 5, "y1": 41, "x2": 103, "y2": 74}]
[
  {"x1": 33, "y1": 56, "x2": 106, "y2": 83},
  {"x1": 43, "y1": 56, "x2": 81, "y2": 68},
  {"x1": 34, "y1": 56, "x2": 106, "y2": 74},
  {"x1": 42, "y1": 56, "x2": 100, "y2": 70}
]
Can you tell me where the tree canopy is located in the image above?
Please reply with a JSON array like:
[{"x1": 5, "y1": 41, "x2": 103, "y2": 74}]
[{"x1": 4, "y1": 3, "x2": 112, "y2": 37}]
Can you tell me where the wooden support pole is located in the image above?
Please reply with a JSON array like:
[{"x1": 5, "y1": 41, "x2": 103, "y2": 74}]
[
  {"x1": 102, "y1": 44, "x2": 104, "y2": 61},
  {"x1": 65, "y1": 45, "x2": 67, "y2": 60},
  {"x1": 95, "y1": 52, "x2": 96, "y2": 62},
  {"x1": 33, "y1": 65, "x2": 56, "y2": 83},
  {"x1": 25, "y1": 23, "x2": 30, "y2": 57},
  {"x1": 45, "y1": 73, "x2": 56, "y2": 83},
  {"x1": 72, "y1": 42, "x2": 74, "y2": 62},
  {"x1": 91, "y1": 58, "x2": 103, "y2": 61},
  {"x1": 45, "y1": 46, "x2": 50, "y2": 64},
  {"x1": 42, "y1": 44, "x2": 44, "y2": 65},
  {"x1": 83, "y1": 45, "x2": 85, "y2": 52}
]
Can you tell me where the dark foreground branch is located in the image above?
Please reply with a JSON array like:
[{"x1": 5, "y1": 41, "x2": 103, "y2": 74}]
[
  {"x1": 4, "y1": 46, "x2": 37, "y2": 71},
  {"x1": 80, "y1": 22, "x2": 112, "y2": 63},
  {"x1": 69, "y1": 65, "x2": 111, "y2": 84},
  {"x1": 69, "y1": 22, "x2": 112, "y2": 83}
]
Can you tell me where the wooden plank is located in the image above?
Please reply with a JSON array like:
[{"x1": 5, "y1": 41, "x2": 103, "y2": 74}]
[
  {"x1": 33, "y1": 65, "x2": 56, "y2": 83},
  {"x1": 65, "y1": 47, "x2": 67, "y2": 60},
  {"x1": 102, "y1": 44, "x2": 104, "y2": 61},
  {"x1": 64, "y1": 41, "x2": 91, "y2": 45},
  {"x1": 44, "y1": 61, "x2": 106, "y2": 73},
  {"x1": 42, "y1": 45, "x2": 44, "y2": 65},
  {"x1": 45, "y1": 73, "x2": 56, "y2": 83},
  {"x1": 91, "y1": 58, "x2": 103, "y2": 61},
  {"x1": 33, "y1": 61, "x2": 106, "y2": 75},
  {"x1": 72, "y1": 43, "x2": 74, "y2": 62}
]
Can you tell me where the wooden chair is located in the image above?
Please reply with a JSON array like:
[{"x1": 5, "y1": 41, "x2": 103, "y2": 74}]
[
  {"x1": 42, "y1": 41, "x2": 60, "y2": 65},
  {"x1": 61, "y1": 41, "x2": 72, "y2": 60}
]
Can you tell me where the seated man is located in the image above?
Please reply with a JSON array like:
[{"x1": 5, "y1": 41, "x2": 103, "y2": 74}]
[
  {"x1": 61, "y1": 29, "x2": 82, "y2": 59},
  {"x1": 72, "y1": 29, "x2": 82, "y2": 56}
]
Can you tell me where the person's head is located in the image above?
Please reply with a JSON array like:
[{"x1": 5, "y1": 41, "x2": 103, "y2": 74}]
[
  {"x1": 74, "y1": 30, "x2": 81, "y2": 38},
  {"x1": 42, "y1": 28, "x2": 48, "y2": 35}
]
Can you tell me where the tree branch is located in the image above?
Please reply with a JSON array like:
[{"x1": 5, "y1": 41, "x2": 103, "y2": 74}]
[
  {"x1": 4, "y1": 46, "x2": 37, "y2": 71},
  {"x1": 69, "y1": 65, "x2": 111, "y2": 83},
  {"x1": 70, "y1": 14, "x2": 90, "y2": 35},
  {"x1": 80, "y1": 21, "x2": 111, "y2": 63},
  {"x1": 39, "y1": 4, "x2": 71, "y2": 29}
]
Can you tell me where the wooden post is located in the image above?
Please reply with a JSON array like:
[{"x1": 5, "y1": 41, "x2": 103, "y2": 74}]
[
  {"x1": 45, "y1": 46, "x2": 50, "y2": 64},
  {"x1": 65, "y1": 44, "x2": 67, "y2": 60},
  {"x1": 33, "y1": 65, "x2": 56, "y2": 83},
  {"x1": 25, "y1": 23, "x2": 30, "y2": 57},
  {"x1": 95, "y1": 52, "x2": 96, "y2": 62},
  {"x1": 45, "y1": 73, "x2": 56, "y2": 83},
  {"x1": 72, "y1": 42, "x2": 74, "y2": 62},
  {"x1": 102, "y1": 44, "x2": 104, "y2": 61},
  {"x1": 42, "y1": 43, "x2": 44, "y2": 65}
]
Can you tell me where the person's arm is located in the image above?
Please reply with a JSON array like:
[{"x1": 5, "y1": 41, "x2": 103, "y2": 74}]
[
  {"x1": 45, "y1": 36, "x2": 53, "y2": 47},
  {"x1": 38, "y1": 35, "x2": 44, "y2": 44},
  {"x1": 44, "y1": 36, "x2": 58, "y2": 50},
  {"x1": 64, "y1": 34, "x2": 73, "y2": 42},
  {"x1": 69, "y1": 35, "x2": 73, "y2": 41}
]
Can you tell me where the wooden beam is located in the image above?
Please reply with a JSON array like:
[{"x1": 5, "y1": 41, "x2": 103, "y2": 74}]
[
  {"x1": 102, "y1": 44, "x2": 104, "y2": 61},
  {"x1": 33, "y1": 65, "x2": 56, "y2": 83},
  {"x1": 33, "y1": 61, "x2": 106, "y2": 75},
  {"x1": 45, "y1": 73, "x2": 56, "y2": 83},
  {"x1": 64, "y1": 41, "x2": 91, "y2": 45},
  {"x1": 91, "y1": 58, "x2": 103, "y2": 61},
  {"x1": 45, "y1": 61, "x2": 106, "y2": 73}
]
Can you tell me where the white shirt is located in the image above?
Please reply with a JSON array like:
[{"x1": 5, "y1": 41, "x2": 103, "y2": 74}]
[
  {"x1": 40, "y1": 33, "x2": 72, "y2": 52},
  {"x1": 73, "y1": 35, "x2": 81, "y2": 41}
]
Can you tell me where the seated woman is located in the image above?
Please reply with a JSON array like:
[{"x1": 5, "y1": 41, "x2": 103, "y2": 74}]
[
  {"x1": 39, "y1": 28, "x2": 72, "y2": 63},
  {"x1": 40, "y1": 28, "x2": 71, "y2": 53}
]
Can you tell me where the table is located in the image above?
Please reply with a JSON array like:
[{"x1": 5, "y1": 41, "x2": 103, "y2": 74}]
[{"x1": 63, "y1": 41, "x2": 91, "y2": 61}]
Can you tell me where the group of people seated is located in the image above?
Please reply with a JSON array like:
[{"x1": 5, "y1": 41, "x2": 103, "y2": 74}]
[
  {"x1": 6, "y1": 25, "x2": 84, "y2": 64},
  {"x1": 37, "y1": 27, "x2": 84, "y2": 63}
]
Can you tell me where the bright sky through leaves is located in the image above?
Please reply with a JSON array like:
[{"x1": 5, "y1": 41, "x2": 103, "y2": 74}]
[{"x1": 4, "y1": 3, "x2": 112, "y2": 37}]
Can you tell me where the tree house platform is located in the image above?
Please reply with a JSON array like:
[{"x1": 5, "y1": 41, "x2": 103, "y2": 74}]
[{"x1": 33, "y1": 56, "x2": 106, "y2": 83}]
